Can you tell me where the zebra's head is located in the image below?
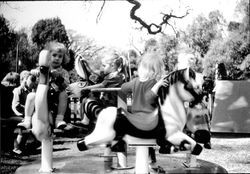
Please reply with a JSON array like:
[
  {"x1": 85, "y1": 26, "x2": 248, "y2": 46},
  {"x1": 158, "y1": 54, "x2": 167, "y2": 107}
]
[{"x1": 158, "y1": 68, "x2": 204, "y2": 105}]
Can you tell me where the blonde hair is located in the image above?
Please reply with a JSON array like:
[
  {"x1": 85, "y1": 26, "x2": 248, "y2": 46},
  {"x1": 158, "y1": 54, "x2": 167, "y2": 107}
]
[
  {"x1": 138, "y1": 51, "x2": 165, "y2": 81},
  {"x1": 20, "y1": 70, "x2": 30, "y2": 84},
  {"x1": 45, "y1": 41, "x2": 70, "y2": 65},
  {"x1": 102, "y1": 52, "x2": 123, "y2": 71}
]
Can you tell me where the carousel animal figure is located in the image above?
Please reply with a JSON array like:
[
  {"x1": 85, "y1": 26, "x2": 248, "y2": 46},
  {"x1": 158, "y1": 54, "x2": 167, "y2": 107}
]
[
  {"x1": 76, "y1": 66, "x2": 205, "y2": 156},
  {"x1": 31, "y1": 50, "x2": 54, "y2": 172}
]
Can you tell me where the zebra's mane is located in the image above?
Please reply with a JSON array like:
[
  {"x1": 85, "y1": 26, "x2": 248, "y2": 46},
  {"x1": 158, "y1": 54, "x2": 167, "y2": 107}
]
[{"x1": 158, "y1": 68, "x2": 196, "y2": 105}]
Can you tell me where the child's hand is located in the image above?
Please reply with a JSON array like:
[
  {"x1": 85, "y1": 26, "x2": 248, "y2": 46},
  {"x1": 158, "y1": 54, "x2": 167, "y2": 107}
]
[
  {"x1": 157, "y1": 76, "x2": 169, "y2": 88},
  {"x1": 151, "y1": 76, "x2": 169, "y2": 95}
]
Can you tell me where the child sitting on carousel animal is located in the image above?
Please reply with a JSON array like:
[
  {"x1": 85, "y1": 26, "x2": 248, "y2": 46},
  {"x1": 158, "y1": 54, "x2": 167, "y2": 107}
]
[
  {"x1": 18, "y1": 41, "x2": 71, "y2": 131},
  {"x1": 76, "y1": 51, "x2": 126, "y2": 130},
  {"x1": 12, "y1": 70, "x2": 38, "y2": 154}
]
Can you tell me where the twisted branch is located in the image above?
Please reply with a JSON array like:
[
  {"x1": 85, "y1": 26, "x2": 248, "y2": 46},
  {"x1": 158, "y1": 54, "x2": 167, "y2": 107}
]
[{"x1": 127, "y1": 0, "x2": 190, "y2": 35}]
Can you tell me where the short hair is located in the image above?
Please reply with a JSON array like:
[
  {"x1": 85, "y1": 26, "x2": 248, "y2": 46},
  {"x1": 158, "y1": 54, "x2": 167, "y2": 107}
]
[
  {"x1": 20, "y1": 70, "x2": 30, "y2": 83},
  {"x1": 102, "y1": 52, "x2": 122, "y2": 69},
  {"x1": 45, "y1": 41, "x2": 70, "y2": 65}
]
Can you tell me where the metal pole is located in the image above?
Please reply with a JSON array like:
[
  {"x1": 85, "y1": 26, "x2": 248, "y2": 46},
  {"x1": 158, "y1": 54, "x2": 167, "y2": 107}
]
[{"x1": 16, "y1": 42, "x2": 19, "y2": 73}]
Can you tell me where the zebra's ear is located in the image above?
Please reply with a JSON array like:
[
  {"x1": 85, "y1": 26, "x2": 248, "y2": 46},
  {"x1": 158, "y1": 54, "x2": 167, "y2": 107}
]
[{"x1": 75, "y1": 55, "x2": 86, "y2": 79}]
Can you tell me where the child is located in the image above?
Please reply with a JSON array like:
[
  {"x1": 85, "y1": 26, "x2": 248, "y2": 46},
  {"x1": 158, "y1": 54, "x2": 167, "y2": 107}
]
[
  {"x1": 118, "y1": 51, "x2": 168, "y2": 164},
  {"x1": 12, "y1": 70, "x2": 37, "y2": 117},
  {"x1": 12, "y1": 71, "x2": 38, "y2": 154},
  {"x1": 18, "y1": 41, "x2": 70, "y2": 130},
  {"x1": 17, "y1": 70, "x2": 39, "y2": 129},
  {"x1": 76, "y1": 51, "x2": 169, "y2": 156},
  {"x1": 45, "y1": 41, "x2": 70, "y2": 129},
  {"x1": 1, "y1": 72, "x2": 20, "y2": 119},
  {"x1": 78, "y1": 52, "x2": 125, "y2": 127}
]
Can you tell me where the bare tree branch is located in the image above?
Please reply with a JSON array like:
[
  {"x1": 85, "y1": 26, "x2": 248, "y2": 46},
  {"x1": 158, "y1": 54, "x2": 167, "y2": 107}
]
[
  {"x1": 127, "y1": 0, "x2": 190, "y2": 35},
  {"x1": 96, "y1": 0, "x2": 106, "y2": 23}
]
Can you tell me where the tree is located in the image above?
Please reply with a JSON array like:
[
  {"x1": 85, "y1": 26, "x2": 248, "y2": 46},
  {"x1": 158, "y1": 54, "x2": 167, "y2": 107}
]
[
  {"x1": 31, "y1": 17, "x2": 70, "y2": 50},
  {"x1": 183, "y1": 10, "x2": 225, "y2": 58},
  {"x1": 158, "y1": 35, "x2": 179, "y2": 72},
  {"x1": 203, "y1": 0, "x2": 250, "y2": 80},
  {"x1": 0, "y1": 15, "x2": 17, "y2": 79}
]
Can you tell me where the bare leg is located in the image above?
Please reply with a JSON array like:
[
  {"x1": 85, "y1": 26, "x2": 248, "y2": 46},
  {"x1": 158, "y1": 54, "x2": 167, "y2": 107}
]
[
  {"x1": 55, "y1": 91, "x2": 68, "y2": 128},
  {"x1": 18, "y1": 92, "x2": 36, "y2": 129}
]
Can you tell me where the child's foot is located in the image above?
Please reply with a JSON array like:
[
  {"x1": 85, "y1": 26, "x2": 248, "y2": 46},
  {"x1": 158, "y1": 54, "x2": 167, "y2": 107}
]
[
  {"x1": 38, "y1": 50, "x2": 50, "y2": 84},
  {"x1": 13, "y1": 148, "x2": 22, "y2": 155},
  {"x1": 56, "y1": 121, "x2": 67, "y2": 130},
  {"x1": 191, "y1": 143, "x2": 203, "y2": 155},
  {"x1": 17, "y1": 120, "x2": 32, "y2": 129}
]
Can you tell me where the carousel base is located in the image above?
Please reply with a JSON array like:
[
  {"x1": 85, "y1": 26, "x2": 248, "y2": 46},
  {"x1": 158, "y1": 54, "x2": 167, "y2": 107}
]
[{"x1": 15, "y1": 149, "x2": 227, "y2": 174}]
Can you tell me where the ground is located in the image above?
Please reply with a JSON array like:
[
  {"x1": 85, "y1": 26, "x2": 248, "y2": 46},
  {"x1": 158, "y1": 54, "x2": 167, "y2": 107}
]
[{"x1": 1, "y1": 133, "x2": 250, "y2": 174}]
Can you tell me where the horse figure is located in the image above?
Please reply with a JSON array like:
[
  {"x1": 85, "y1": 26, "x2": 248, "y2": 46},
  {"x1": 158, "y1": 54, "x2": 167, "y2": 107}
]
[{"x1": 77, "y1": 66, "x2": 206, "y2": 155}]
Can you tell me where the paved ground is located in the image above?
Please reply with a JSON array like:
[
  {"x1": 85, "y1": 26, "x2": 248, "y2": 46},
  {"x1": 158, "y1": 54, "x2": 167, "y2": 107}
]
[{"x1": 11, "y1": 134, "x2": 250, "y2": 173}]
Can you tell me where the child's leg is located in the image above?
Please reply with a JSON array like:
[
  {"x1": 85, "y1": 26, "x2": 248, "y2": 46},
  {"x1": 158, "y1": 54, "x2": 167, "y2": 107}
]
[
  {"x1": 13, "y1": 129, "x2": 28, "y2": 154},
  {"x1": 18, "y1": 92, "x2": 36, "y2": 129},
  {"x1": 55, "y1": 90, "x2": 68, "y2": 129},
  {"x1": 13, "y1": 130, "x2": 23, "y2": 154}
]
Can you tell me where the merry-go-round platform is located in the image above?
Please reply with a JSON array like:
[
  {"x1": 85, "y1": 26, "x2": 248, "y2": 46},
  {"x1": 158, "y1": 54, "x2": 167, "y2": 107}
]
[{"x1": 15, "y1": 144, "x2": 228, "y2": 174}]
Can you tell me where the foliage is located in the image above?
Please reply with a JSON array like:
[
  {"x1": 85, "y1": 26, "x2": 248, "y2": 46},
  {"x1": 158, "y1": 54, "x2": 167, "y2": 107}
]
[
  {"x1": 158, "y1": 34, "x2": 179, "y2": 72},
  {"x1": 15, "y1": 29, "x2": 36, "y2": 72},
  {"x1": 184, "y1": 10, "x2": 225, "y2": 58},
  {"x1": 0, "y1": 15, "x2": 17, "y2": 79},
  {"x1": 31, "y1": 17, "x2": 70, "y2": 50},
  {"x1": 203, "y1": 0, "x2": 250, "y2": 80}
]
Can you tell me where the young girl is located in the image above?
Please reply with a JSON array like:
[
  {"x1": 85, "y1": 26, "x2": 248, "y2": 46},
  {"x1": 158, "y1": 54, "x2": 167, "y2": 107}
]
[
  {"x1": 120, "y1": 51, "x2": 167, "y2": 164},
  {"x1": 18, "y1": 41, "x2": 70, "y2": 130},
  {"x1": 77, "y1": 51, "x2": 168, "y2": 167},
  {"x1": 12, "y1": 70, "x2": 37, "y2": 117},
  {"x1": 12, "y1": 71, "x2": 38, "y2": 154},
  {"x1": 46, "y1": 41, "x2": 70, "y2": 129},
  {"x1": 78, "y1": 52, "x2": 125, "y2": 127}
]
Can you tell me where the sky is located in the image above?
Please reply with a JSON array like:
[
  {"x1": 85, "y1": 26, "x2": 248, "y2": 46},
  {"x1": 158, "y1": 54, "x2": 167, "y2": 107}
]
[{"x1": 1, "y1": 0, "x2": 239, "y2": 50}]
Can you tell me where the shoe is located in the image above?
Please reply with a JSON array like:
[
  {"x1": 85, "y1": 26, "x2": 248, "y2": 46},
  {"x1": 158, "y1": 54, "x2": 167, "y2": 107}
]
[
  {"x1": 17, "y1": 120, "x2": 31, "y2": 129},
  {"x1": 13, "y1": 148, "x2": 22, "y2": 155},
  {"x1": 63, "y1": 123, "x2": 75, "y2": 131},
  {"x1": 110, "y1": 140, "x2": 126, "y2": 152},
  {"x1": 56, "y1": 121, "x2": 67, "y2": 130},
  {"x1": 191, "y1": 144, "x2": 203, "y2": 155},
  {"x1": 158, "y1": 141, "x2": 174, "y2": 154},
  {"x1": 77, "y1": 139, "x2": 88, "y2": 151}
]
